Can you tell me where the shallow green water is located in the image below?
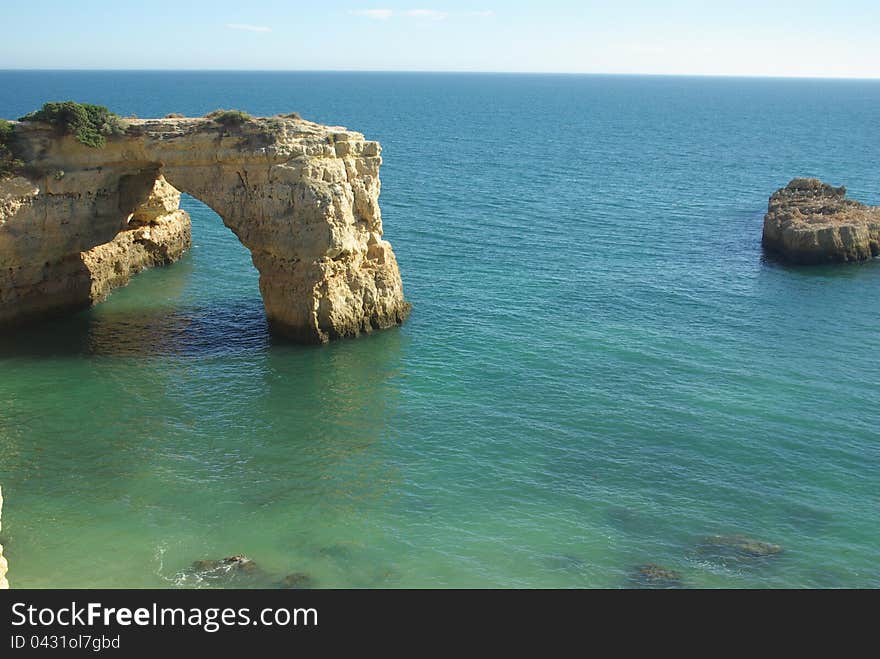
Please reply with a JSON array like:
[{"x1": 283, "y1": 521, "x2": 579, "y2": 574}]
[{"x1": 1, "y1": 72, "x2": 879, "y2": 588}]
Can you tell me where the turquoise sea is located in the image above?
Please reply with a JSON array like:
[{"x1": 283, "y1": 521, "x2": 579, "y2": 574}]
[{"x1": 0, "y1": 72, "x2": 878, "y2": 588}]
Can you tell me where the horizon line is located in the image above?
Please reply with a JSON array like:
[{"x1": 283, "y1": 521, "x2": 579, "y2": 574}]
[{"x1": 0, "y1": 68, "x2": 879, "y2": 82}]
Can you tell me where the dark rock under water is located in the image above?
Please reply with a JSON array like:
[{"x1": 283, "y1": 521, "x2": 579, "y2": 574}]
[
  {"x1": 698, "y1": 535, "x2": 783, "y2": 560},
  {"x1": 276, "y1": 573, "x2": 316, "y2": 590},
  {"x1": 630, "y1": 564, "x2": 684, "y2": 589},
  {"x1": 183, "y1": 555, "x2": 270, "y2": 588}
]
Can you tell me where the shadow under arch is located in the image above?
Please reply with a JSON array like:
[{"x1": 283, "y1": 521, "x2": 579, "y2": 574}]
[{"x1": 0, "y1": 188, "x2": 272, "y2": 359}]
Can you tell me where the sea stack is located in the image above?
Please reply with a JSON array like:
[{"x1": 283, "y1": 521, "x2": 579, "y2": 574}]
[
  {"x1": 0, "y1": 109, "x2": 410, "y2": 343},
  {"x1": 762, "y1": 178, "x2": 880, "y2": 264}
]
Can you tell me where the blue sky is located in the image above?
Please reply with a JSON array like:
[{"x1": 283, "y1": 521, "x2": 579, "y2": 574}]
[{"x1": 2, "y1": 0, "x2": 879, "y2": 78}]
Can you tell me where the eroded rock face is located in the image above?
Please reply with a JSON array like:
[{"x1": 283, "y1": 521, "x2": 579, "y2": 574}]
[
  {"x1": 0, "y1": 486, "x2": 8, "y2": 589},
  {"x1": 0, "y1": 174, "x2": 190, "y2": 325},
  {"x1": 82, "y1": 175, "x2": 191, "y2": 304},
  {"x1": 762, "y1": 179, "x2": 880, "y2": 264},
  {"x1": 0, "y1": 115, "x2": 410, "y2": 343}
]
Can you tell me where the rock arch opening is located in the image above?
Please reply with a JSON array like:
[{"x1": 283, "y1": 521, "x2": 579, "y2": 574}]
[
  {"x1": 178, "y1": 191, "x2": 261, "y2": 303},
  {"x1": 176, "y1": 191, "x2": 267, "y2": 338}
]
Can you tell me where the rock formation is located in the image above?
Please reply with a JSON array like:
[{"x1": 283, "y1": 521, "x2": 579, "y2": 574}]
[
  {"x1": 81, "y1": 175, "x2": 191, "y2": 304},
  {"x1": 762, "y1": 179, "x2": 880, "y2": 264},
  {"x1": 0, "y1": 486, "x2": 7, "y2": 589},
  {"x1": 0, "y1": 114, "x2": 409, "y2": 343}
]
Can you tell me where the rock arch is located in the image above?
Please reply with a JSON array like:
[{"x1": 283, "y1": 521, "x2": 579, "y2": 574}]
[{"x1": 0, "y1": 115, "x2": 410, "y2": 343}]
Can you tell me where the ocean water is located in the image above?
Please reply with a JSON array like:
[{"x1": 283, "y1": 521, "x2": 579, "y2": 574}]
[{"x1": 0, "y1": 72, "x2": 878, "y2": 588}]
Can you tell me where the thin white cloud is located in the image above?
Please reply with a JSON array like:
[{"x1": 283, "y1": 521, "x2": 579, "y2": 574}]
[
  {"x1": 404, "y1": 9, "x2": 447, "y2": 20},
  {"x1": 348, "y1": 8, "x2": 492, "y2": 22},
  {"x1": 349, "y1": 9, "x2": 394, "y2": 20},
  {"x1": 226, "y1": 23, "x2": 272, "y2": 33}
]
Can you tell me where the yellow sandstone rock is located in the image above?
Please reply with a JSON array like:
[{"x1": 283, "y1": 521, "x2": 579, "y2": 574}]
[
  {"x1": 762, "y1": 179, "x2": 880, "y2": 264},
  {"x1": 0, "y1": 486, "x2": 8, "y2": 589},
  {"x1": 80, "y1": 175, "x2": 191, "y2": 304},
  {"x1": 0, "y1": 114, "x2": 410, "y2": 343}
]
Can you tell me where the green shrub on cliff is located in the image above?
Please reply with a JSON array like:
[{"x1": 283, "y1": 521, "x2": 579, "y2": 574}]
[
  {"x1": 18, "y1": 101, "x2": 127, "y2": 148},
  {"x1": 259, "y1": 117, "x2": 285, "y2": 138},
  {"x1": 0, "y1": 119, "x2": 24, "y2": 179},
  {"x1": 205, "y1": 109, "x2": 253, "y2": 126}
]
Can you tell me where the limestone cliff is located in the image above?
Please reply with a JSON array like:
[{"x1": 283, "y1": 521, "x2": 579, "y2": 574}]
[
  {"x1": 0, "y1": 114, "x2": 410, "y2": 343},
  {"x1": 0, "y1": 486, "x2": 7, "y2": 589},
  {"x1": 0, "y1": 173, "x2": 190, "y2": 325},
  {"x1": 81, "y1": 176, "x2": 191, "y2": 304},
  {"x1": 762, "y1": 179, "x2": 880, "y2": 264}
]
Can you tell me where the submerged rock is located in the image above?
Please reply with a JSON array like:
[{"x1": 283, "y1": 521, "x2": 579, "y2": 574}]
[
  {"x1": 605, "y1": 506, "x2": 655, "y2": 536},
  {"x1": 318, "y1": 544, "x2": 355, "y2": 561},
  {"x1": 762, "y1": 178, "x2": 880, "y2": 264},
  {"x1": 186, "y1": 555, "x2": 266, "y2": 586},
  {"x1": 631, "y1": 564, "x2": 683, "y2": 589},
  {"x1": 699, "y1": 535, "x2": 783, "y2": 559},
  {"x1": 545, "y1": 553, "x2": 588, "y2": 573},
  {"x1": 276, "y1": 572, "x2": 316, "y2": 589}
]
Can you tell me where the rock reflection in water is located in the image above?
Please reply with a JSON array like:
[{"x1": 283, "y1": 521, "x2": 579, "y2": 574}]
[{"x1": 0, "y1": 300, "x2": 269, "y2": 359}]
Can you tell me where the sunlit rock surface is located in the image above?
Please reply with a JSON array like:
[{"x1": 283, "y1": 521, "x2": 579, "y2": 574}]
[
  {"x1": 762, "y1": 178, "x2": 880, "y2": 264},
  {"x1": 0, "y1": 115, "x2": 410, "y2": 343},
  {"x1": 0, "y1": 486, "x2": 8, "y2": 589}
]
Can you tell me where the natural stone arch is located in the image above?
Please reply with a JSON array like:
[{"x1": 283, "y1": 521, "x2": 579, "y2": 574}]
[{"x1": 0, "y1": 115, "x2": 410, "y2": 343}]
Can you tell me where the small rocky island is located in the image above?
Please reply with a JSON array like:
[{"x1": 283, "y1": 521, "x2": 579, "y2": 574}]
[
  {"x1": 763, "y1": 178, "x2": 880, "y2": 264},
  {"x1": 0, "y1": 103, "x2": 410, "y2": 343}
]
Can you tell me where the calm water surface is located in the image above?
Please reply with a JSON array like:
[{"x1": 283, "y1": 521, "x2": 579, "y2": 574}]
[{"x1": 0, "y1": 72, "x2": 878, "y2": 587}]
